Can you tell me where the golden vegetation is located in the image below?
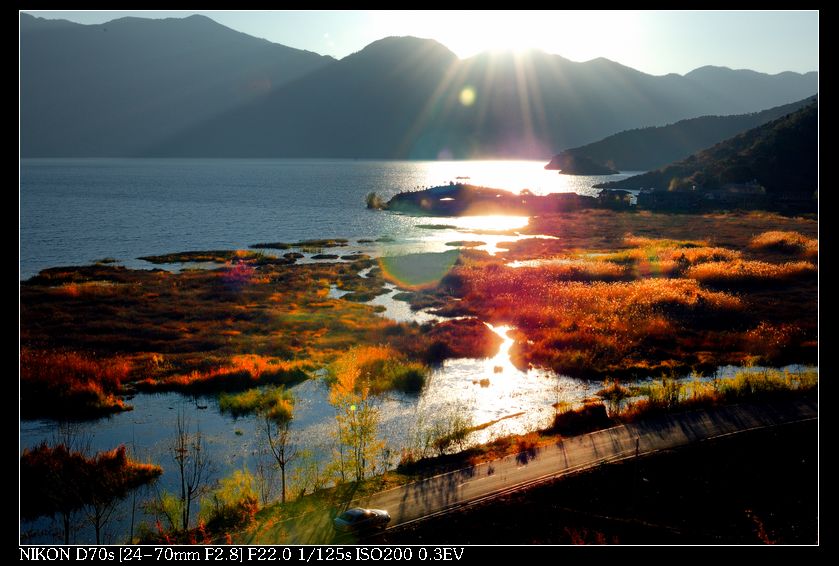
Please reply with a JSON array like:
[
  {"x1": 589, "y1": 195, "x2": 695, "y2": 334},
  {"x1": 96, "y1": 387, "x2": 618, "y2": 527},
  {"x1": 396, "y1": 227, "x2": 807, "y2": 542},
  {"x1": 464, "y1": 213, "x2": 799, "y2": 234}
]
[
  {"x1": 749, "y1": 230, "x2": 818, "y2": 256},
  {"x1": 406, "y1": 211, "x2": 817, "y2": 377},
  {"x1": 686, "y1": 259, "x2": 817, "y2": 285}
]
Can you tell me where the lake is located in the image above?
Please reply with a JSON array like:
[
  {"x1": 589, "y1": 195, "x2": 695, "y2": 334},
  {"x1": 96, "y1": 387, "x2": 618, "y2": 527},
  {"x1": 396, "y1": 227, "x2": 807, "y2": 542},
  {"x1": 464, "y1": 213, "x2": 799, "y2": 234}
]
[
  {"x1": 19, "y1": 158, "x2": 638, "y2": 279},
  {"x1": 21, "y1": 158, "x2": 642, "y2": 542}
]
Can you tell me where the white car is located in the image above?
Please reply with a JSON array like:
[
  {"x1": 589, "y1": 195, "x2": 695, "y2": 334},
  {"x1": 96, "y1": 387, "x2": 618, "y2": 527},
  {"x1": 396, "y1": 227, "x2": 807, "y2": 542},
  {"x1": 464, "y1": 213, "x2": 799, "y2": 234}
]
[{"x1": 333, "y1": 507, "x2": 391, "y2": 533}]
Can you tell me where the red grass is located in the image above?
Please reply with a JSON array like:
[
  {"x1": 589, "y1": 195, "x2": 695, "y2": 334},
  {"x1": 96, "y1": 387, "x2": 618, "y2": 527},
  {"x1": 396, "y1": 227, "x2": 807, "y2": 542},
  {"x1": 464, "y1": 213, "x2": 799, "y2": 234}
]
[
  {"x1": 454, "y1": 260, "x2": 746, "y2": 375},
  {"x1": 20, "y1": 348, "x2": 131, "y2": 418}
]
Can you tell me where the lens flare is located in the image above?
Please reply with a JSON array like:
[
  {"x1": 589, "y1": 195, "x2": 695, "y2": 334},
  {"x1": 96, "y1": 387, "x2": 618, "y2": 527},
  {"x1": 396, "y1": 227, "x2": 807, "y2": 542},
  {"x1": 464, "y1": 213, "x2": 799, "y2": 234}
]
[
  {"x1": 379, "y1": 250, "x2": 460, "y2": 289},
  {"x1": 459, "y1": 86, "x2": 476, "y2": 106}
]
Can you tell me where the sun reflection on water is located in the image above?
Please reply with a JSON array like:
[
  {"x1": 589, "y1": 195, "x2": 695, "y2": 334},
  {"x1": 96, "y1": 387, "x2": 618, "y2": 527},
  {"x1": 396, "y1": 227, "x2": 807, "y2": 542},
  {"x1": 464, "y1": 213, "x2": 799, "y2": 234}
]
[{"x1": 449, "y1": 215, "x2": 530, "y2": 232}]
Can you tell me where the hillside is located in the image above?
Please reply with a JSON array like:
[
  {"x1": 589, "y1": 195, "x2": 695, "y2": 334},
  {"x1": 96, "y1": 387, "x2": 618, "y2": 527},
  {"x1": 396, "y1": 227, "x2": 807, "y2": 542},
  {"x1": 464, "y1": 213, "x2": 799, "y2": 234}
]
[
  {"x1": 546, "y1": 96, "x2": 816, "y2": 171},
  {"x1": 594, "y1": 102, "x2": 818, "y2": 194},
  {"x1": 20, "y1": 13, "x2": 334, "y2": 156}
]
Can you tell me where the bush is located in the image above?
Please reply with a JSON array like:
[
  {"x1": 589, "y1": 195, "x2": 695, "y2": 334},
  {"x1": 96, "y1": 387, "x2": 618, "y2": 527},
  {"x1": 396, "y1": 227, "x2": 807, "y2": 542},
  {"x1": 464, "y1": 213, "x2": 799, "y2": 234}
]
[
  {"x1": 199, "y1": 470, "x2": 259, "y2": 532},
  {"x1": 550, "y1": 403, "x2": 613, "y2": 435},
  {"x1": 366, "y1": 192, "x2": 385, "y2": 210}
]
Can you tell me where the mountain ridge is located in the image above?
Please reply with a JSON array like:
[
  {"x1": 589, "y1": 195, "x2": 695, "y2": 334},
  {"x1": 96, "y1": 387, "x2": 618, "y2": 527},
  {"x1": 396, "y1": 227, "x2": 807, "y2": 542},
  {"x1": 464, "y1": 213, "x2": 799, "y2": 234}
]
[
  {"x1": 20, "y1": 14, "x2": 819, "y2": 158},
  {"x1": 545, "y1": 96, "x2": 817, "y2": 171},
  {"x1": 594, "y1": 101, "x2": 818, "y2": 195}
]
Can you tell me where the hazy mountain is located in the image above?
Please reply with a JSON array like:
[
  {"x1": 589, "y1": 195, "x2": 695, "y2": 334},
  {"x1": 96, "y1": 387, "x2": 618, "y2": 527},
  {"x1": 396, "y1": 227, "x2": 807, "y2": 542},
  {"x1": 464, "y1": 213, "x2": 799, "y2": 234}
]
[
  {"x1": 21, "y1": 15, "x2": 818, "y2": 158},
  {"x1": 148, "y1": 40, "x2": 819, "y2": 159},
  {"x1": 546, "y1": 96, "x2": 817, "y2": 171},
  {"x1": 20, "y1": 13, "x2": 334, "y2": 156},
  {"x1": 595, "y1": 102, "x2": 818, "y2": 194}
]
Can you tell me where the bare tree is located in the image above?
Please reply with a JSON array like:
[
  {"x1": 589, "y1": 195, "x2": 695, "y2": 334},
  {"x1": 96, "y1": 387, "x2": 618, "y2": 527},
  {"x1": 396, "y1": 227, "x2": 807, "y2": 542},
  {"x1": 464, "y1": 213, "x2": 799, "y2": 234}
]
[
  {"x1": 252, "y1": 441, "x2": 277, "y2": 507},
  {"x1": 171, "y1": 412, "x2": 212, "y2": 530}
]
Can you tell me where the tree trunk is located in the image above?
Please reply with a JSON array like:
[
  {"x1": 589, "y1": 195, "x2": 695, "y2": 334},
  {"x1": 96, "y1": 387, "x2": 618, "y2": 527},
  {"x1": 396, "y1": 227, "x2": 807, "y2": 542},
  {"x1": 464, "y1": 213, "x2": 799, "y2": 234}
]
[{"x1": 280, "y1": 464, "x2": 286, "y2": 504}]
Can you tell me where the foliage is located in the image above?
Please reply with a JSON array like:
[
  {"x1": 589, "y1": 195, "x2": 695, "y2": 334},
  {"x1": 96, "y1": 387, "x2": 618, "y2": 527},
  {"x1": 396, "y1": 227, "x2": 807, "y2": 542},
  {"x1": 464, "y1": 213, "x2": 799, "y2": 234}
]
[
  {"x1": 199, "y1": 469, "x2": 259, "y2": 532},
  {"x1": 219, "y1": 385, "x2": 294, "y2": 420},
  {"x1": 326, "y1": 345, "x2": 428, "y2": 394},
  {"x1": 328, "y1": 348, "x2": 385, "y2": 483},
  {"x1": 621, "y1": 367, "x2": 818, "y2": 420}
]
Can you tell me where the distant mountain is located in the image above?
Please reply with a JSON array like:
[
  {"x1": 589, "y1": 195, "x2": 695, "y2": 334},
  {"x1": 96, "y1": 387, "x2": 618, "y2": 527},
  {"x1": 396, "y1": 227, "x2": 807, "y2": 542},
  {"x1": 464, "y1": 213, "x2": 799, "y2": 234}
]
[
  {"x1": 594, "y1": 102, "x2": 818, "y2": 194},
  {"x1": 20, "y1": 15, "x2": 819, "y2": 158},
  {"x1": 20, "y1": 13, "x2": 334, "y2": 156},
  {"x1": 546, "y1": 96, "x2": 816, "y2": 172}
]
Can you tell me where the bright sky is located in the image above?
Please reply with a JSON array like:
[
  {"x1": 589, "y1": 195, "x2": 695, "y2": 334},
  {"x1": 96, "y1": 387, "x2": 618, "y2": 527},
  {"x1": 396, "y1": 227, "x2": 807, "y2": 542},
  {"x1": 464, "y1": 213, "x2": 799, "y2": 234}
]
[{"x1": 23, "y1": 10, "x2": 818, "y2": 76}]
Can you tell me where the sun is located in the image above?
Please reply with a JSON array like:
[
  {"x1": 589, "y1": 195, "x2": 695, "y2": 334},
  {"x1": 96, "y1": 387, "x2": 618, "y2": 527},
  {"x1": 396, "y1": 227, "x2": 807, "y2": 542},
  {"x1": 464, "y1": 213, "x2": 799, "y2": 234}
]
[{"x1": 381, "y1": 10, "x2": 641, "y2": 62}]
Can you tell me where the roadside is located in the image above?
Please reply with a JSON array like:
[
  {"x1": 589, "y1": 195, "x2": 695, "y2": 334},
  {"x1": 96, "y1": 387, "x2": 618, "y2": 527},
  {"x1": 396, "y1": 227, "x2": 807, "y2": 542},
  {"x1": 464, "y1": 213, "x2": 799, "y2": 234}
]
[
  {"x1": 240, "y1": 397, "x2": 816, "y2": 543},
  {"x1": 371, "y1": 418, "x2": 818, "y2": 544}
]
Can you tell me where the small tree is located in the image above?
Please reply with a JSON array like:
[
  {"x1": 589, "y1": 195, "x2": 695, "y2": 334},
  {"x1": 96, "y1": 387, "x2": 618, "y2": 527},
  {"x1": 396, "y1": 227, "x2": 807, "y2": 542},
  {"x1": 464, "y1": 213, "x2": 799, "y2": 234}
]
[
  {"x1": 289, "y1": 449, "x2": 326, "y2": 499},
  {"x1": 260, "y1": 388, "x2": 297, "y2": 504},
  {"x1": 252, "y1": 441, "x2": 277, "y2": 507},
  {"x1": 199, "y1": 469, "x2": 258, "y2": 532},
  {"x1": 328, "y1": 347, "x2": 384, "y2": 483},
  {"x1": 171, "y1": 412, "x2": 212, "y2": 531}
]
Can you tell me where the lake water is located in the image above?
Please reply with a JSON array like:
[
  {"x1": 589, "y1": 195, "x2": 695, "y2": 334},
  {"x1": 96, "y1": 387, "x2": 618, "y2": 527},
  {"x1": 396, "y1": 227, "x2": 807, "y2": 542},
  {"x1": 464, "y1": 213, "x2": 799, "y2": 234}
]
[
  {"x1": 20, "y1": 158, "x2": 638, "y2": 279},
  {"x1": 20, "y1": 158, "x2": 643, "y2": 542}
]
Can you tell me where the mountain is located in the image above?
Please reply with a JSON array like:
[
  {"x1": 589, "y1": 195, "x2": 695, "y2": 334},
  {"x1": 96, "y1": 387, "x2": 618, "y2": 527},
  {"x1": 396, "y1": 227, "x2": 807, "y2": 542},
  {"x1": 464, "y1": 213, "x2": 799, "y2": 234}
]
[
  {"x1": 546, "y1": 96, "x2": 817, "y2": 172},
  {"x1": 21, "y1": 15, "x2": 818, "y2": 158},
  {"x1": 151, "y1": 43, "x2": 817, "y2": 159},
  {"x1": 20, "y1": 13, "x2": 334, "y2": 156},
  {"x1": 150, "y1": 36, "x2": 461, "y2": 157},
  {"x1": 594, "y1": 102, "x2": 818, "y2": 194}
]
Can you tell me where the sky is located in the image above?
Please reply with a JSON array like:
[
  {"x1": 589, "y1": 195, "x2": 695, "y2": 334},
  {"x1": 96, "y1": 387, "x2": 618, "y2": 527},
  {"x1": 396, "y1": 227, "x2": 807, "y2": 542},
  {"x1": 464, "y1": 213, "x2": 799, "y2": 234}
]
[{"x1": 22, "y1": 10, "x2": 818, "y2": 76}]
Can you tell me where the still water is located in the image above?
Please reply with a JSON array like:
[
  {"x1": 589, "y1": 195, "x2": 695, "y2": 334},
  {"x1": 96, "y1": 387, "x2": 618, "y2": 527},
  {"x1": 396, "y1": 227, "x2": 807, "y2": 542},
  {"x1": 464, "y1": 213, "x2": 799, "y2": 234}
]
[
  {"x1": 21, "y1": 158, "x2": 639, "y2": 541},
  {"x1": 20, "y1": 158, "x2": 637, "y2": 279}
]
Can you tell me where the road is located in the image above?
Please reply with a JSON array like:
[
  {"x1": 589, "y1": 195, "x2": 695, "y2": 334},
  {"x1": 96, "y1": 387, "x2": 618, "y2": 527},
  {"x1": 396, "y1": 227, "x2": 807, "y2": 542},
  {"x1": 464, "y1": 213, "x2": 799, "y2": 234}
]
[
  {"x1": 353, "y1": 398, "x2": 817, "y2": 528},
  {"x1": 240, "y1": 398, "x2": 816, "y2": 543}
]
